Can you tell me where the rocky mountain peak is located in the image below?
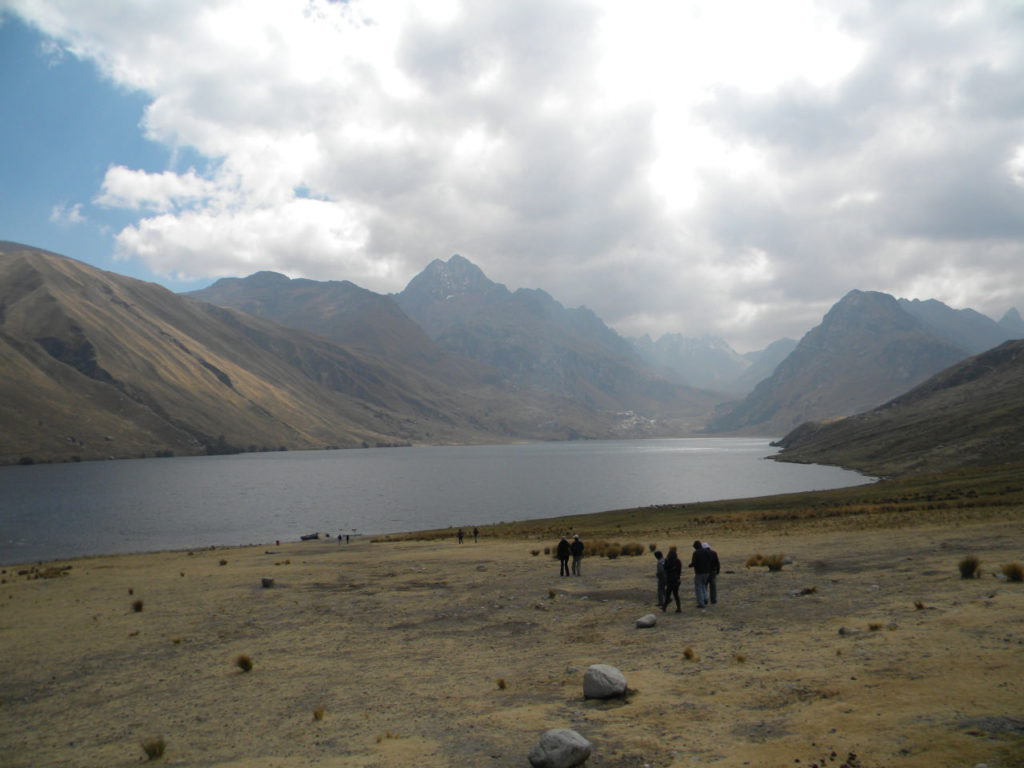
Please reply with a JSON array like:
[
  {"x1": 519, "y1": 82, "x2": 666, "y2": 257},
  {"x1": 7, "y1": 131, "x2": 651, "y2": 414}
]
[{"x1": 404, "y1": 254, "x2": 503, "y2": 302}]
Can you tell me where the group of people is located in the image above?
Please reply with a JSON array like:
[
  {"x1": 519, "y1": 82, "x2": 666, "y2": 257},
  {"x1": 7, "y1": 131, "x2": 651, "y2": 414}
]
[
  {"x1": 556, "y1": 534, "x2": 585, "y2": 576},
  {"x1": 456, "y1": 527, "x2": 479, "y2": 543},
  {"x1": 655, "y1": 540, "x2": 720, "y2": 612}
]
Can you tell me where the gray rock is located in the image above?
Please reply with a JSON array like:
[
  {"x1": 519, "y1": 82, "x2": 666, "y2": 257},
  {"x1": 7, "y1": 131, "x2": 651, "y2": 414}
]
[
  {"x1": 528, "y1": 728, "x2": 592, "y2": 768},
  {"x1": 635, "y1": 613, "x2": 657, "y2": 628},
  {"x1": 260, "y1": 577, "x2": 274, "y2": 588},
  {"x1": 583, "y1": 663, "x2": 627, "y2": 698}
]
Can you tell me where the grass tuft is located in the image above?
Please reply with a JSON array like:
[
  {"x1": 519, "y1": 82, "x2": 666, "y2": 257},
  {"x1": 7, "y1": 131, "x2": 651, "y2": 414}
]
[
  {"x1": 1001, "y1": 562, "x2": 1024, "y2": 582},
  {"x1": 313, "y1": 707, "x2": 324, "y2": 721},
  {"x1": 958, "y1": 555, "x2": 981, "y2": 579},
  {"x1": 765, "y1": 554, "x2": 786, "y2": 572},
  {"x1": 140, "y1": 736, "x2": 166, "y2": 761},
  {"x1": 496, "y1": 678, "x2": 506, "y2": 690},
  {"x1": 132, "y1": 599, "x2": 144, "y2": 613},
  {"x1": 683, "y1": 647, "x2": 696, "y2": 661},
  {"x1": 235, "y1": 654, "x2": 253, "y2": 672}
]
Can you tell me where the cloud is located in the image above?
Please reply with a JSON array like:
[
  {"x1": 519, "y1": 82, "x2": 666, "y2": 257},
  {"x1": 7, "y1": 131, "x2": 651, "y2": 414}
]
[
  {"x1": 10, "y1": 0, "x2": 1024, "y2": 350},
  {"x1": 49, "y1": 201, "x2": 85, "y2": 226}
]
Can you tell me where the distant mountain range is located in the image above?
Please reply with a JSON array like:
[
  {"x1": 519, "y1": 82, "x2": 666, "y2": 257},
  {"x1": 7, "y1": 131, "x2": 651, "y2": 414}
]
[
  {"x1": 629, "y1": 333, "x2": 797, "y2": 395},
  {"x1": 773, "y1": 338, "x2": 1024, "y2": 475},
  {"x1": 0, "y1": 244, "x2": 716, "y2": 464},
  {"x1": 705, "y1": 289, "x2": 1022, "y2": 435},
  {"x1": 2, "y1": 241, "x2": 1021, "y2": 469}
]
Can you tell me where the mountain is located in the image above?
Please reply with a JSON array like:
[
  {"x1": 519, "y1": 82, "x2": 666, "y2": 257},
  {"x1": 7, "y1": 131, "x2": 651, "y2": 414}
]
[
  {"x1": 187, "y1": 271, "x2": 442, "y2": 368},
  {"x1": 629, "y1": 333, "x2": 749, "y2": 393},
  {"x1": 705, "y1": 290, "x2": 977, "y2": 435},
  {"x1": 1000, "y1": 307, "x2": 1024, "y2": 337},
  {"x1": 0, "y1": 242, "x2": 530, "y2": 464},
  {"x1": 394, "y1": 254, "x2": 719, "y2": 421},
  {"x1": 898, "y1": 298, "x2": 1013, "y2": 353},
  {"x1": 0, "y1": 243, "x2": 722, "y2": 464},
  {"x1": 734, "y1": 338, "x2": 798, "y2": 394},
  {"x1": 773, "y1": 339, "x2": 1024, "y2": 475}
]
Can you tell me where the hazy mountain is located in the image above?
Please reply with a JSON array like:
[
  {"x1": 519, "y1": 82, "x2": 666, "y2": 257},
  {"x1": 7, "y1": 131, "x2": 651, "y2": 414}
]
[
  {"x1": 735, "y1": 338, "x2": 799, "y2": 393},
  {"x1": 1000, "y1": 307, "x2": 1024, "y2": 337},
  {"x1": 773, "y1": 339, "x2": 1024, "y2": 475},
  {"x1": 394, "y1": 254, "x2": 719, "y2": 420},
  {"x1": 705, "y1": 290, "x2": 974, "y2": 435},
  {"x1": 898, "y1": 298, "x2": 1013, "y2": 353},
  {"x1": 187, "y1": 271, "x2": 442, "y2": 368},
  {"x1": 629, "y1": 333, "x2": 748, "y2": 393}
]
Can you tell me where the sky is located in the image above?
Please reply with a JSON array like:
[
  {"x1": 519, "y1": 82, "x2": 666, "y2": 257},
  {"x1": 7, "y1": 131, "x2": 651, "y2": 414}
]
[{"x1": 2, "y1": 0, "x2": 1023, "y2": 352}]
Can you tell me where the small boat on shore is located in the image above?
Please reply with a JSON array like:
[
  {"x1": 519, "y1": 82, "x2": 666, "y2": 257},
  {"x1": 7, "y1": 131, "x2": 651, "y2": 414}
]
[{"x1": 300, "y1": 533, "x2": 320, "y2": 541}]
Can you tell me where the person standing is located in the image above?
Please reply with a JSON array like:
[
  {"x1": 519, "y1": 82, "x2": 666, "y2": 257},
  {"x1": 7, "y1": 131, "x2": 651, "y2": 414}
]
[
  {"x1": 704, "y1": 542, "x2": 721, "y2": 605},
  {"x1": 654, "y1": 550, "x2": 666, "y2": 607},
  {"x1": 689, "y1": 540, "x2": 712, "y2": 608},
  {"x1": 570, "y1": 534, "x2": 584, "y2": 576},
  {"x1": 661, "y1": 547, "x2": 682, "y2": 612},
  {"x1": 473, "y1": 527, "x2": 479, "y2": 543},
  {"x1": 457, "y1": 528, "x2": 464, "y2": 544},
  {"x1": 557, "y1": 537, "x2": 571, "y2": 576}
]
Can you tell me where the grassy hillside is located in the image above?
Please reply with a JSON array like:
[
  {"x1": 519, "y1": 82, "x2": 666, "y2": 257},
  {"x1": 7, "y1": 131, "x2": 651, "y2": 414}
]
[{"x1": 772, "y1": 339, "x2": 1024, "y2": 476}]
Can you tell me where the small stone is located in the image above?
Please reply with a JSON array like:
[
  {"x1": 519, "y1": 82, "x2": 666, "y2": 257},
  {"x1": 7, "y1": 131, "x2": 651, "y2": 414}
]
[
  {"x1": 635, "y1": 613, "x2": 657, "y2": 628},
  {"x1": 261, "y1": 577, "x2": 274, "y2": 588}
]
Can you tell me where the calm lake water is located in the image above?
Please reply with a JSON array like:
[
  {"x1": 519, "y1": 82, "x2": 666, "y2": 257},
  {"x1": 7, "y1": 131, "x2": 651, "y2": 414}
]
[{"x1": 0, "y1": 438, "x2": 870, "y2": 565}]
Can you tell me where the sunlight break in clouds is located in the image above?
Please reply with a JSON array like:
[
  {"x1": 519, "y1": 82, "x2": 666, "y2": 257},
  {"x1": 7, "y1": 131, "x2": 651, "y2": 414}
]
[{"x1": 7, "y1": 0, "x2": 1024, "y2": 350}]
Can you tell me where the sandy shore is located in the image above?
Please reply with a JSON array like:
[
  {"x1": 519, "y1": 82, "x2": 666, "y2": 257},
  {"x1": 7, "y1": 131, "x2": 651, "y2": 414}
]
[{"x1": 1, "y1": 517, "x2": 1023, "y2": 768}]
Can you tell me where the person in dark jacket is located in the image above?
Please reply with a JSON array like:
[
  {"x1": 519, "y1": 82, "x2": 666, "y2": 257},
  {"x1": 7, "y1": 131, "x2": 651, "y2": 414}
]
[
  {"x1": 556, "y1": 537, "x2": 571, "y2": 576},
  {"x1": 570, "y1": 534, "x2": 584, "y2": 576},
  {"x1": 689, "y1": 540, "x2": 712, "y2": 607},
  {"x1": 661, "y1": 547, "x2": 682, "y2": 612},
  {"x1": 704, "y1": 542, "x2": 721, "y2": 604},
  {"x1": 654, "y1": 550, "x2": 666, "y2": 607}
]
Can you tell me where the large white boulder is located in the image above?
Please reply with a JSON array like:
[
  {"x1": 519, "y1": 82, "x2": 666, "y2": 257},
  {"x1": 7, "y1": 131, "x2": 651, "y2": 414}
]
[
  {"x1": 528, "y1": 728, "x2": 592, "y2": 768},
  {"x1": 582, "y1": 663, "x2": 627, "y2": 699}
]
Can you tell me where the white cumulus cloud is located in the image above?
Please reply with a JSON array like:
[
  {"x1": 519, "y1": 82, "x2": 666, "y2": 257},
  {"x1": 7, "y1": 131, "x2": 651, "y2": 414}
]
[{"x1": 9, "y1": 0, "x2": 1024, "y2": 350}]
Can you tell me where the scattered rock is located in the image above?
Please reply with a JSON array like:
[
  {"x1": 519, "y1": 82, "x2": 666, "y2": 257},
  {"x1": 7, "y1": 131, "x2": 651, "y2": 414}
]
[
  {"x1": 261, "y1": 577, "x2": 275, "y2": 588},
  {"x1": 583, "y1": 664, "x2": 627, "y2": 699},
  {"x1": 635, "y1": 613, "x2": 657, "y2": 628},
  {"x1": 528, "y1": 728, "x2": 592, "y2": 768}
]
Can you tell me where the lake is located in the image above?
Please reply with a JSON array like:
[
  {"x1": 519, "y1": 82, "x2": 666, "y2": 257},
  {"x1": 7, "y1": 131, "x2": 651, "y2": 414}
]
[{"x1": 0, "y1": 438, "x2": 870, "y2": 565}]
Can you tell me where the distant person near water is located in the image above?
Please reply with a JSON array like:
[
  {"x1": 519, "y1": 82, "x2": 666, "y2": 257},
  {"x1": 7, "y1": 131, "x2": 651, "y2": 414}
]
[
  {"x1": 473, "y1": 527, "x2": 479, "y2": 543},
  {"x1": 689, "y1": 540, "x2": 712, "y2": 608},
  {"x1": 704, "y1": 542, "x2": 721, "y2": 604},
  {"x1": 457, "y1": 528, "x2": 465, "y2": 544},
  {"x1": 557, "y1": 537, "x2": 571, "y2": 576},
  {"x1": 570, "y1": 534, "x2": 584, "y2": 576},
  {"x1": 661, "y1": 546, "x2": 682, "y2": 612},
  {"x1": 654, "y1": 550, "x2": 666, "y2": 607}
]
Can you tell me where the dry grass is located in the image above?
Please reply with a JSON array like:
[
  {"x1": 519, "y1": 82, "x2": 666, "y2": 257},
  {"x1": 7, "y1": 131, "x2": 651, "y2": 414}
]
[
  {"x1": 959, "y1": 555, "x2": 981, "y2": 579},
  {"x1": 312, "y1": 707, "x2": 324, "y2": 721},
  {"x1": 1001, "y1": 562, "x2": 1024, "y2": 582},
  {"x1": 235, "y1": 654, "x2": 253, "y2": 673},
  {"x1": 140, "y1": 736, "x2": 165, "y2": 761}
]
